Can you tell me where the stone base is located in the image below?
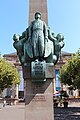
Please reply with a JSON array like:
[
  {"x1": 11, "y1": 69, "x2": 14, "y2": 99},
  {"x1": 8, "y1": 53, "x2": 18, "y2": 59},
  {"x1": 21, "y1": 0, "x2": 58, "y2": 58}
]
[
  {"x1": 23, "y1": 63, "x2": 54, "y2": 120},
  {"x1": 22, "y1": 63, "x2": 55, "y2": 79},
  {"x1": 25, "y1": 79, "x2": 54, "y2": 120}
]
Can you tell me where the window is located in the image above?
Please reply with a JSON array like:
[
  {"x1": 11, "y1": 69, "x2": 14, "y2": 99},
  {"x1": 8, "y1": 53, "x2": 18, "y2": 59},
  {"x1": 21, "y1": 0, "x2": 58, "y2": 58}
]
[{"x1": 55, "y1": 69, "x2": 61, "y2": 91}]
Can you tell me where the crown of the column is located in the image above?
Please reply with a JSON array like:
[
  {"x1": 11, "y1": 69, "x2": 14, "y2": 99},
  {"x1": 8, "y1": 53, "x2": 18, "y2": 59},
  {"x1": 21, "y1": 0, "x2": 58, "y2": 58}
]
[{"x1": 29, "y1": 0, "x2": 48, "y2": 25}]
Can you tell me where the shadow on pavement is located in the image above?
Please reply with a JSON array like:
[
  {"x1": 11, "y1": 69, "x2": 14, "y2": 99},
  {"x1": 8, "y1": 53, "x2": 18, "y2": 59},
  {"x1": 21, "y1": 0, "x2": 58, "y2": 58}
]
[{"x1": 54, "y1": 107, "x2": 80, "y2": 120}]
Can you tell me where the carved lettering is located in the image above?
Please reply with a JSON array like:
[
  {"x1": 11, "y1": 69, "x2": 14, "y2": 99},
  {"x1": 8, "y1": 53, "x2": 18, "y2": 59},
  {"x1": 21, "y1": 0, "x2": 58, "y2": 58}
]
[
  {"x1": 31, "y1": 61, "x2": 46, "y2": 79},
  {"x1": 32, "y1": 95, "x2": 46, "y2": 102}
]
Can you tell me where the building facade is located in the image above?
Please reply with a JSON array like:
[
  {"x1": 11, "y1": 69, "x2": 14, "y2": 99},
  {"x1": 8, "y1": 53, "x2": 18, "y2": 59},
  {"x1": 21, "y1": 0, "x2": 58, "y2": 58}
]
[{"x1": 3, "y1": 51, "x2": 72, "y2": 98}]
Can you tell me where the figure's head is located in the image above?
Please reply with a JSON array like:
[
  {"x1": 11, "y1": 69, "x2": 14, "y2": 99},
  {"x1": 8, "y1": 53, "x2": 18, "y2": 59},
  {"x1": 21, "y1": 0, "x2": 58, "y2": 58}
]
[
  {"x1": 13, "y1": 34, "x2": 20, "y2": 41},
  {"x1": 35, "y1": 12, "x2": 41, "y2": 19},
  {"x1": 56, "y1": 33, "x2": 64, "y2": 42}
]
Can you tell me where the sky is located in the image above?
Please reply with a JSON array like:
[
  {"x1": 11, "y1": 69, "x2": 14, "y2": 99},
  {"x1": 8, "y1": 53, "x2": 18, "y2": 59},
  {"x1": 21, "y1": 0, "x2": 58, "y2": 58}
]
[{"x1": 0, "y1": 0, "x2": 80, "y2": 55}]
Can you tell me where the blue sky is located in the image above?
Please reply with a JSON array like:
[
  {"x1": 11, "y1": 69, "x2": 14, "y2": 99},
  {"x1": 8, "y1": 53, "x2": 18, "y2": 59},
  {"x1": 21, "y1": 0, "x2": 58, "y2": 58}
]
[{"x1": 0, "y1": 0, "x2": 80, "y2": 55}]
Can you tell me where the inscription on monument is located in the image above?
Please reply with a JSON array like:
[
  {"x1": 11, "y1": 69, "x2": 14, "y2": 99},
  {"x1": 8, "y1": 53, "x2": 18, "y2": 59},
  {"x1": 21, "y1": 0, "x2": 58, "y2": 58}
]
[
  {"x1": 31, "y1": 60, "x2": 46, "y2": 82},
  {"x1": 32, "y1": 95, "x2": 46, "y2": 102},
  {"x1": 33, "y1": 63, "x2": 43, "y2": 75},
  {"x1": 32, "y1": 84, "x2": 45, "y2": 93}
]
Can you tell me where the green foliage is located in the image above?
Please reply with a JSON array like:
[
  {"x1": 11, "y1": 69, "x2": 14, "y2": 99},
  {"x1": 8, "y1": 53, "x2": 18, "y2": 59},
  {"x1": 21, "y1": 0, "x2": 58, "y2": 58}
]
[
  {"x1": 60, "y1": 49, "x2": 80, "y2": 89},
  {"x1": 0, "y1": 57, "x2": 21, "y2": 92}
]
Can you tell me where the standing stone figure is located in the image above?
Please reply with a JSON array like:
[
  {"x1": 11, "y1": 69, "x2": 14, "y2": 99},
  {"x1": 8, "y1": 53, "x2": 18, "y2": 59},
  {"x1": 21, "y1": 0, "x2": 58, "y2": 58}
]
[{"x1": 28, "y1": 12, "x2": 48, "y2": 60}]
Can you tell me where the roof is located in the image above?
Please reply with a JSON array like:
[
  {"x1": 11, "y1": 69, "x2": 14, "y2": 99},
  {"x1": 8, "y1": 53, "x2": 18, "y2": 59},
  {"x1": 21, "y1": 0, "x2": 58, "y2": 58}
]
[
  {"x1": 3, "y1": 51, "x2": 74, "y2": 57},
  {"x1": 61, "y1": 51, "x2": 74, "y2": 55}
]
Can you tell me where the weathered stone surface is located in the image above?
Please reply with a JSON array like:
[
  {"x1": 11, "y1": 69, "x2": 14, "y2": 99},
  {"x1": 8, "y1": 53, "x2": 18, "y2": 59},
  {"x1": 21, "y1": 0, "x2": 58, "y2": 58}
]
[
  {"x1": 22, "y1": 63, "x2": 31, "y2": 79},
  {"x1": 45, "y1": 63, "x2": 55, "y2": 78},
  {"x1": 25, "y1": 78, "x2": 54, "y2": 120},
  {"x1": 29, "y1": 0, "x2": 48, "y2": 25},
  {"x1": 22, "y1": 63, "x2": 55, "y2": 79}
]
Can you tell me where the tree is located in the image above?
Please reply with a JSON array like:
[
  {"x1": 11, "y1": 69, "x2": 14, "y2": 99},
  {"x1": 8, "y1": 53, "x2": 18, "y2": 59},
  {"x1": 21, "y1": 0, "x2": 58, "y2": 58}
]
[
  {"x1": 0, "y1": 56, "x2": 21, "y2": 93},
  {"x1": 60, "y1": 48, "x2": 80, "y2": 89}
]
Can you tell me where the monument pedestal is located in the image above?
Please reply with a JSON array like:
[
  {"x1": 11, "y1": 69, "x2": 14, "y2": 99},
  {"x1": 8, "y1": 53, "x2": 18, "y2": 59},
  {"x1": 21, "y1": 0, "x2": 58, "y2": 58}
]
[{"x1": 23, "y1": 63, "x2": 54, "y2": 120}]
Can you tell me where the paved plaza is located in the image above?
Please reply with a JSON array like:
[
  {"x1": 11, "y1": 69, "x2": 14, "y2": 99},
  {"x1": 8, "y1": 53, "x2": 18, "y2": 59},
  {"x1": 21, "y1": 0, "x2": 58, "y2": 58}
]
[
  {"x1": 0, "y1": 103, "x2": 25, "y2": 120},
  {"x1": 54, "y1": 107, "x2": 80, "y2": 120},
  {"x1": 54, "y1": 103, "x2": 80, "y2": 120},
  {"x1": 0, "y1": 102, "x2": 80, "y2": 120}
]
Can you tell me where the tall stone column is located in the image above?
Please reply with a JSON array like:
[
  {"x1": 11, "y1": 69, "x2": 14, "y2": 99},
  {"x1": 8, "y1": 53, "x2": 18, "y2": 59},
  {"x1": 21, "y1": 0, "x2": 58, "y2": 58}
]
[
  {"x1": 23, "y1": 1, "x2": 54, "y2": 119},
  {"x1": 29, "y1": 0, "x2": 48, "y2": 25}
]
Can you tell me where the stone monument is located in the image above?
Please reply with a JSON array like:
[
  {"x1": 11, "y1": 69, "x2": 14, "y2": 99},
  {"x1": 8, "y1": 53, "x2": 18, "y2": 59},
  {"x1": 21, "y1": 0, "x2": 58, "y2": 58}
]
[{"x1": 13, "y1": 12, "x2": 64, "y2": 120}]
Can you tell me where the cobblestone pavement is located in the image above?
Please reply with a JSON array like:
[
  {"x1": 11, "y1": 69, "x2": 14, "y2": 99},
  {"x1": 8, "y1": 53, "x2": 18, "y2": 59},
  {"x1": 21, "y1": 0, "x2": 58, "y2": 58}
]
[{"x1": 54, "y1": 102, "x2": 80, "y2": 120}]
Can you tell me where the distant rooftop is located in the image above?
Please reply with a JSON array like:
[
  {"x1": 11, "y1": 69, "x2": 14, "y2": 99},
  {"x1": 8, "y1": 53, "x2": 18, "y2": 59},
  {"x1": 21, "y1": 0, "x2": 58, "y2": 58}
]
[
  {"x1": 3, "y1": 51, "x2": 74, "y2": 57},
  {"x1": 61, "y1": 51, "x2": 74, "y2": 55}
]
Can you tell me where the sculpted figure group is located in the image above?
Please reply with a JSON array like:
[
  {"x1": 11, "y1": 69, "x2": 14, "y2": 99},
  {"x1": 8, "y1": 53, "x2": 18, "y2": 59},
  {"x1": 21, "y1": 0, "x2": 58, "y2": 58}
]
[{"x1": 13, "y1": 12, "x2": 64, "y2": 65}]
